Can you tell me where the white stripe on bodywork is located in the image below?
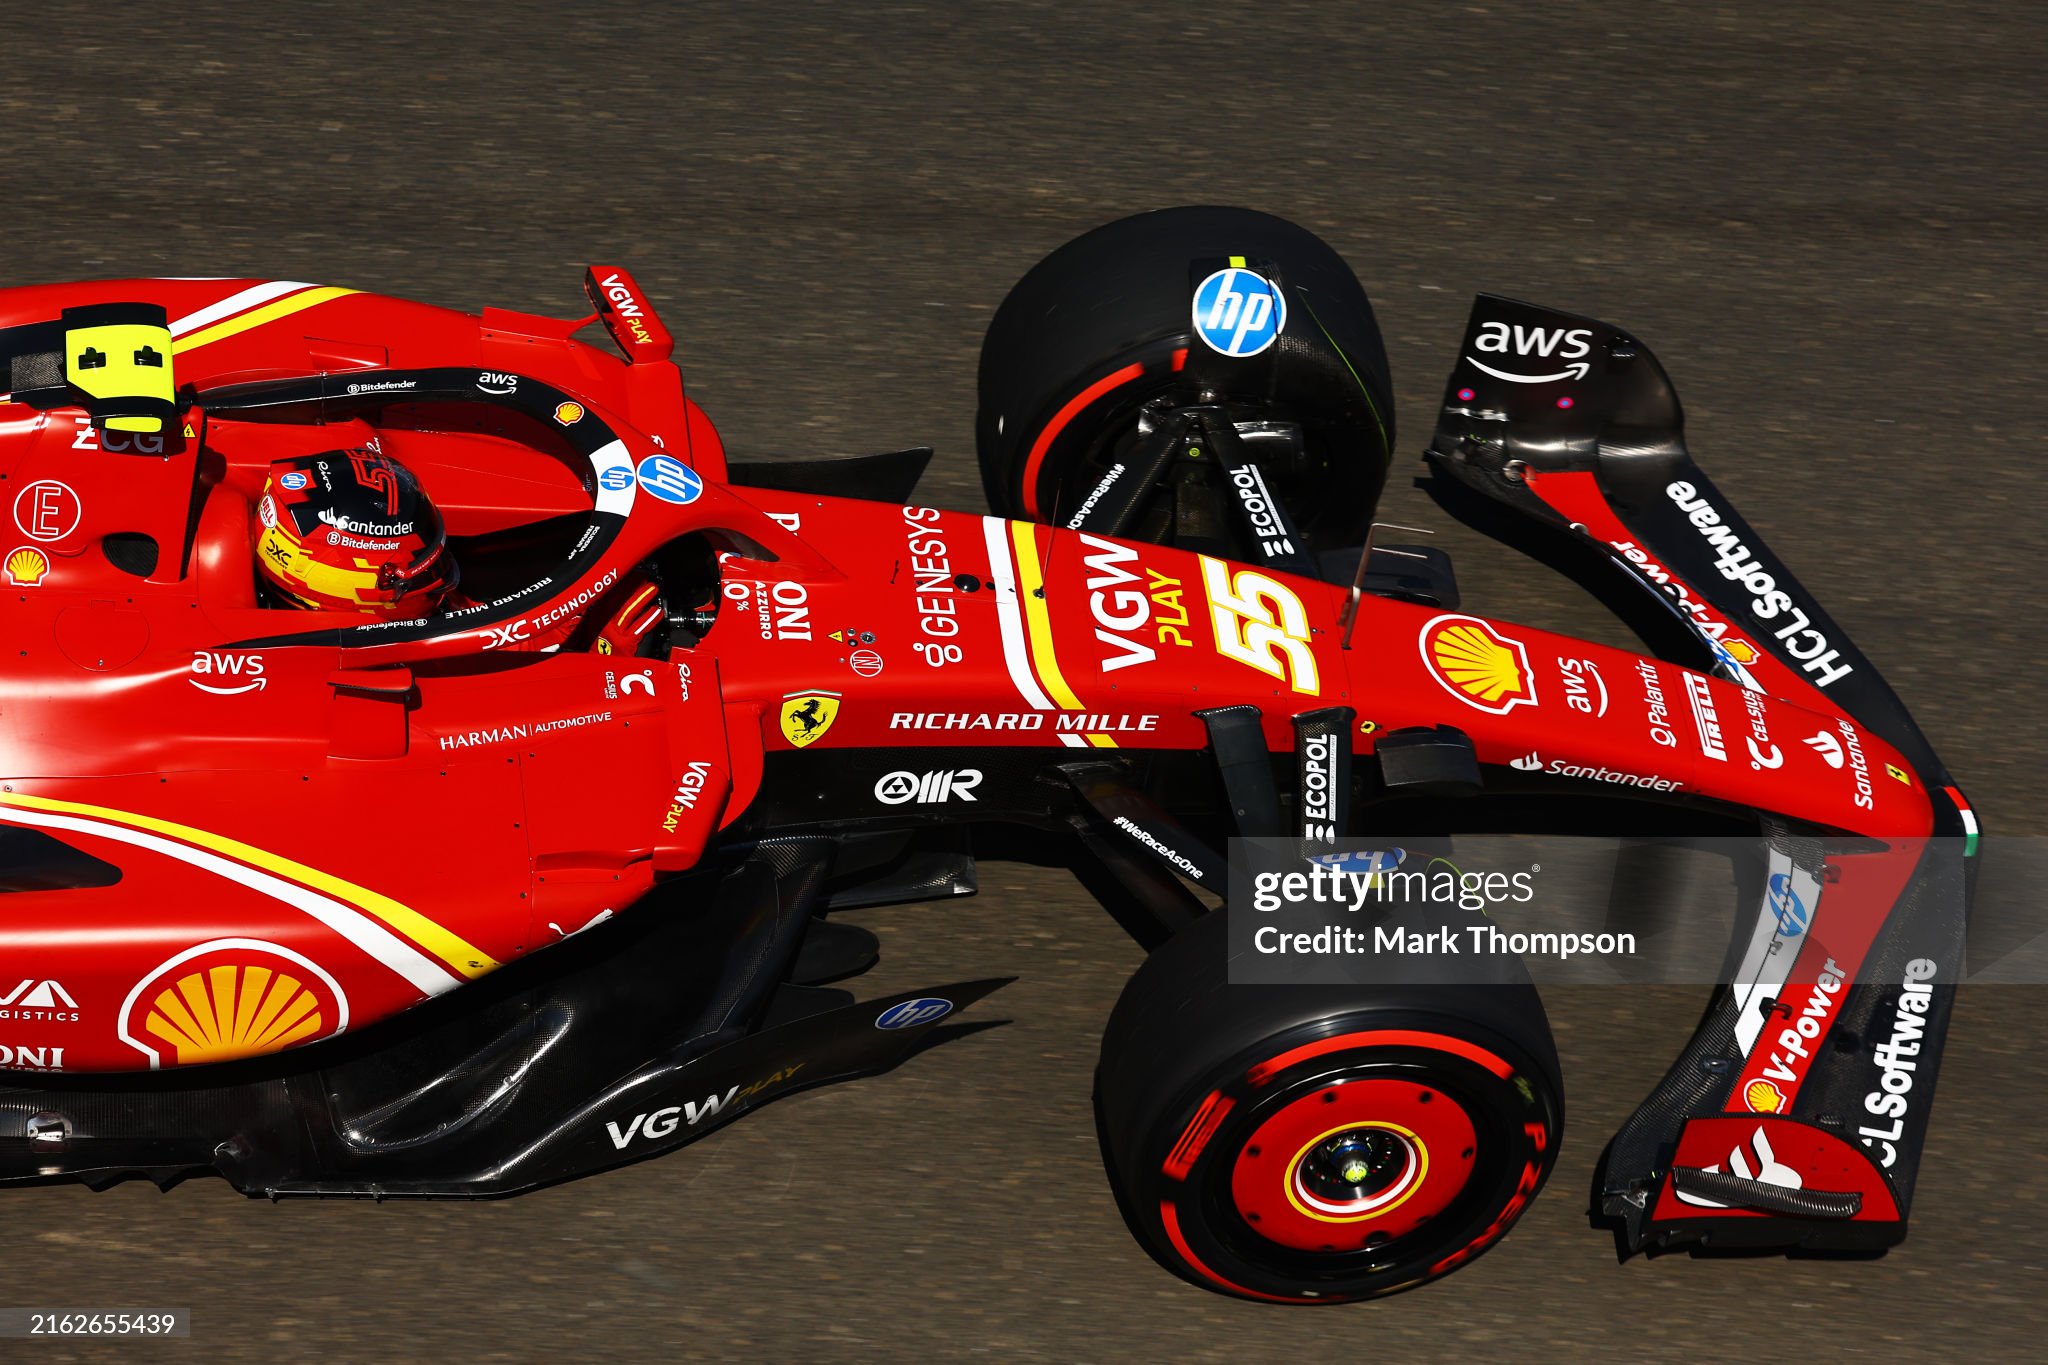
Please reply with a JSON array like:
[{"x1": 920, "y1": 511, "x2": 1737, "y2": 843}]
[
  {"x1": 981, "y1": 515, "x2": 1054, "y2": 712},
  {"x1": 168, "y1": 280, "x2": 314, "y2": 337},
  {"x1": 0, "y1": 806, "x2": 460, "y2": 997}
]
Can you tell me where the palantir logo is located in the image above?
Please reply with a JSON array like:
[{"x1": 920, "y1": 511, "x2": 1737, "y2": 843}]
[
  {"x1": 1192, "y1": 267, "x2": 1286, "y2": 357},
  {"x1": 875, "y1": 997, "x2": 953, "y2": 1030}
]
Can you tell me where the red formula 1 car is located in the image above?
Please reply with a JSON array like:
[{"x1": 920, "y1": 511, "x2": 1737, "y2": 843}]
[{"x1": 0, "y1": 208, "x2": 1974, "y2": 1302}]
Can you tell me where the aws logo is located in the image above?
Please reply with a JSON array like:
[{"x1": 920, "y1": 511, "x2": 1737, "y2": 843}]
[
  {"x1": 189, "y1": 651, "x2": 266, "y2": 695},
  {"x1": 1420, "y1": 614, "x2": 1536, "y2": 714},
  {"x1": 1466, "y1": 321, "x2": 1594, "y2": 384}
]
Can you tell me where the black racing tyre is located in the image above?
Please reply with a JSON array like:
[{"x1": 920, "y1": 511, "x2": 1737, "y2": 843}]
[
  {"x1": 977, "y1": 206, "x2": 1396, "y2": 553},
  {"x1": 1095, "y1": 907, "x2": 1563, "y2": 1304}
]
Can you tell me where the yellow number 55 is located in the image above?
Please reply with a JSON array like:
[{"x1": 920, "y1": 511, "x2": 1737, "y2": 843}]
[{"x1": 1199, "y1": 557, "x2": 1320, "y2": 694}]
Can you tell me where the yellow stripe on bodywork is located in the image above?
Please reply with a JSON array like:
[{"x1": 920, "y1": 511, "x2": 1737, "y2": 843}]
[
  {"x1": 172, "y1": 286, "x2": 360, "y2": 355},
  {"x1": 0, "y1": 791, "x2": 496, "y2": 977},
  {"x1": 1007, "y1": 522, "x2": 1118, "y2": 748}
]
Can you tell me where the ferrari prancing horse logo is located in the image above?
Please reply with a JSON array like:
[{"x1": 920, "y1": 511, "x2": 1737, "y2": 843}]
[{"x1": 780, "y1": 690, "x2": 842, "y2": 748}]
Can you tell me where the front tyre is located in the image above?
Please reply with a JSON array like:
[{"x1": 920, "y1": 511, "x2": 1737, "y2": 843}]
[{"x1": 1095, "y1": 909, "x2": 1562, "y2": 1303}]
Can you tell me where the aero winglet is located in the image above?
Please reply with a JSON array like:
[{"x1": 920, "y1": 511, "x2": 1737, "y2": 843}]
[{"x1": 582, "y1": 265, "x2": 674, "y2": 364}]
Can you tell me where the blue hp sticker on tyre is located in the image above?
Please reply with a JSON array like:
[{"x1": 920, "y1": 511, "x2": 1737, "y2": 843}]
[
  {"x1": 598, "y1": 465, "x2": 634, "y2": 492},
  {"x1": 1192, "y1": 266, "x2": 1286, "y2": 357},
  {"x1": 636, "y1": 454, "x2": 703, "y2": 504},
  {"x1": 875, "y1": 997, "x2": 953, "y2": 1030}
]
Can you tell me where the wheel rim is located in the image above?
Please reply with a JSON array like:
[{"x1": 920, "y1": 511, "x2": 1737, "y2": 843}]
[{"x1": 1229, "y1": 1077, "x2": 1478, "y2": 1253}]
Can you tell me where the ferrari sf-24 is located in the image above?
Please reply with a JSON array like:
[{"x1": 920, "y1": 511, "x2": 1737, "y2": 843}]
[{"x1": 0, "y1": 208, "x2": 1974, "y2": 1302}]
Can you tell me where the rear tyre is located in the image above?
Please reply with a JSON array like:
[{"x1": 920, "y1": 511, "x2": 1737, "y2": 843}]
[
  {"x1": 1095, "y1": 908, "x2": 1562, "y2": 1303},
  {"x1": 977, "y1": 206, "x2": 1397, "y2": 554}
]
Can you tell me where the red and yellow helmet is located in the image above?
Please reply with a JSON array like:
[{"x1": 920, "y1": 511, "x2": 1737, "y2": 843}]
[{"x1": 253, "y1": 448, "x2": 456, "y2": 617}]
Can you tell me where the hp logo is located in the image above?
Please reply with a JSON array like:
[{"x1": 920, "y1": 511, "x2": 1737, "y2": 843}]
[
  {"x1": 598, "y1": 465, "x2": 634, "y2": 492},
  {"x1": 875, "y1": 997, "x2": 954, "y2": 1030},
  {"x1": 636, "y1": 454, "x2": 703, "y2": 505},
  {"x1": 1192, "y1": 266, "x2": 1286, "y2": 357},
  {"x1": 1766, "y1": 872, "x2": 1810, "y2": 936}
]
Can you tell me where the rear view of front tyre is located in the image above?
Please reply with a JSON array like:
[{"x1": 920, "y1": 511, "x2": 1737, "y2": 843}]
[{"x1": 1095, "y1": 910, "x2": 1563, "y2": 1303}]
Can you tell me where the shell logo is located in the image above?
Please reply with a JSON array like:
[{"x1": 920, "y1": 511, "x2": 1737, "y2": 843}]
[
  {"x1": 1419, "y1": 614, "x2": 1537, "y2": 714},
  {"x1": 1721, "y1": 637, "x2": 1761, "y2": 665},
  {"x1": 4, "y1": 546, "x2": 49, "y2": 586},
  {"x1": 1744, "y1": 1078, "x2": 1786, "y2": 1113},
  {"x1": 553, "y1": 401, "x2": 585, "y2": 425},
  {"x1": 119, "y1": 939, "x2": 348, "y2": 1070}
]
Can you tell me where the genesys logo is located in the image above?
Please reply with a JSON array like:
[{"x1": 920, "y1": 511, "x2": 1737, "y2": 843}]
[
  {"x1": 874, "y1": 769, "x2": 982, "y2": 805},
  {"x1": 0, "y1": 979, "x2": 80, "y2": 1024},
  {"x1": 1421, "y1": 614, "x2": 1535, "y2": 714}
]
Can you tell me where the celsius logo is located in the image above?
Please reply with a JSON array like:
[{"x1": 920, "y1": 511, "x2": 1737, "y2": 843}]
[
  {"x1": 1805, "y1": 731, "x2": 1845, "y2": 768},
  {"x1": 636, "y1": 454, "x2": 702, "y2": 504},
  {"x1": 1766, "y1": 872, "x2": 1810, "y2": 935},
  {"x1": 875, "y1": 997, "x2": 953, "y2": 1030},
  {"x1": 874, "y1": 769, "x2": 983, "y2": 805},
  {"x1": 1192, "y1": 266, "x2": 1286, "y2": 357},
  {"x1": 1465, "y1": 321, "x2": 1593, "y2": 384}
]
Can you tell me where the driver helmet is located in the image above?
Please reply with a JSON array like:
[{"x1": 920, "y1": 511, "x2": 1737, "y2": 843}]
[{"x1": 253, "y1": 447, "x2": 456, "y2": 617}]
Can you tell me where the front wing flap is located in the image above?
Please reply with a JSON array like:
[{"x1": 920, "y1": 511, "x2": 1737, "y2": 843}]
[{"x1": 1423, "y1": 294, "x2": 1976, "y2": 1256}]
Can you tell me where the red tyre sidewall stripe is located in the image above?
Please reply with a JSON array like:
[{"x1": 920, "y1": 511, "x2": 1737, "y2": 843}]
[
  {"x1": 1246, "y1": 1029, "x2": 1515, "y2": 1087},
  {"x1": 1018, "y1": 362, "x2": 1145, "y2": 517}
]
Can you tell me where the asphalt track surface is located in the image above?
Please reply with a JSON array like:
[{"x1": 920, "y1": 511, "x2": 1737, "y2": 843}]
[{"x1": 4, "y1": 2, "x2": 2044, "y2": 1359}]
